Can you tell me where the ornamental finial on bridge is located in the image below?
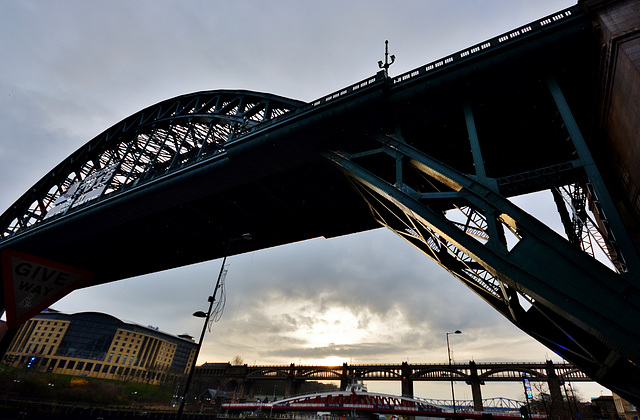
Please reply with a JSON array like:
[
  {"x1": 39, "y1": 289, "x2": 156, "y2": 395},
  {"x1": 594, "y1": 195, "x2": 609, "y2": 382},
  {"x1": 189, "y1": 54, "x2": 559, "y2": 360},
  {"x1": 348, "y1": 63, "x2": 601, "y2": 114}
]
[{"x1": 378, "y1": 40, "x2": 395, "y2": 77}]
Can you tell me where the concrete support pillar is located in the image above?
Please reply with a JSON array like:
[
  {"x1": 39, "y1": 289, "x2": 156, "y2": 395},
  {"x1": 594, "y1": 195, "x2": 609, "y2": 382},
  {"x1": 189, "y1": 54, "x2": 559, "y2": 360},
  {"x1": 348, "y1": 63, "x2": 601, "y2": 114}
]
[
  {"x1": 580, "y1": 0, "x2": 640, "y2": 260},
  {"x1": 292, "y1": 379, "x2": 303, "y2": 396},
  {"x1": 468, "y1": 361, "x2": 484, "y2": 412},
  {"x1": 401, "y1": 361, "x2": 414, "y2": 398},
  {"x1": 284, "y1": 375, "x2": 294, "y2": 397},
  {"x1": 340, "y1": 362, "x2": 349, "y2": 390},
  {"x1": 243, "y1": 379, "x2": 254, "y2": 397},
  {"x1": 545, "y1": 360, "x2": 566, "y2": 418},
  {"x1": 284, "y1": 363, "x2": 296, "y2": 397}
]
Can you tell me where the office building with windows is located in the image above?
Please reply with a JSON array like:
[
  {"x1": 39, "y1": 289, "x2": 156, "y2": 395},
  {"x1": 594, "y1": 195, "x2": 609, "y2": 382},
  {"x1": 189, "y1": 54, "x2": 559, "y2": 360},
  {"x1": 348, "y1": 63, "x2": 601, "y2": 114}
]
[{"x1": 3, "y1": 309, "x2": 198, "y2": 385}]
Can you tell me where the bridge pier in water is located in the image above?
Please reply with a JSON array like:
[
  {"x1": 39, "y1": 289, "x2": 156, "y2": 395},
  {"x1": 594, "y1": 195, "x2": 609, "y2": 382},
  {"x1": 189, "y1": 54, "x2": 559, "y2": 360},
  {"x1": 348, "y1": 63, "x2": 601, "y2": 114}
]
[
  {"x1": 468, "y1": 361, "x2": 484, "y2": 412},
  {"x1": 401, "y1": 361, "x2": 414, "y2": 398}
]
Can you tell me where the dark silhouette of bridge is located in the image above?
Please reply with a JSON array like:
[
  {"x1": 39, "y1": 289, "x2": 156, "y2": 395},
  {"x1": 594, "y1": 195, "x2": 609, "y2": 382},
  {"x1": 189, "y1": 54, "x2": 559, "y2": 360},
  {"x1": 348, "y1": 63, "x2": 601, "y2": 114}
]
[
  {"x1": 195, "y1": 360, "x2": 589, "y2": 412},
  {"x1": 1, "y1": 0, "x2": 639, "y2": 405}
]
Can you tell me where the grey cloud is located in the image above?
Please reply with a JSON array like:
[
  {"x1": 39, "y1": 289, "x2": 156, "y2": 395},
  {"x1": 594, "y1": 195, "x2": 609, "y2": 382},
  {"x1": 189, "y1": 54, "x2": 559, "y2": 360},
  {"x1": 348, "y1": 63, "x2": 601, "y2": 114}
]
[{"x1": 260, "y1": 342, "x2": 399, "y2": 360}]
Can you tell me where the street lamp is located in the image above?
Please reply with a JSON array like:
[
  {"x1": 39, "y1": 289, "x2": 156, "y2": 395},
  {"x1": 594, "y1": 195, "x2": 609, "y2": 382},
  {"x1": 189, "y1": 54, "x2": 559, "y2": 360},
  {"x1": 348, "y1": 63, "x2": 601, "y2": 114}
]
[
  {"x1": 447, "y1": 330, "x2": 462, "y2": 417},
  {"x1": 176, "y1": 233, "x2": 252, "y2": 419}
]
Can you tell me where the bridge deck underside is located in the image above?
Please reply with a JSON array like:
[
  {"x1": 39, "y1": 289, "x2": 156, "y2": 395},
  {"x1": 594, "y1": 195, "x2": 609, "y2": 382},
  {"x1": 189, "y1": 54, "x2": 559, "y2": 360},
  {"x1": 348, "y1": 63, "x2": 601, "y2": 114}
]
[{"x1": 0, "y1": 11, "x2": 596, "y2": 286}]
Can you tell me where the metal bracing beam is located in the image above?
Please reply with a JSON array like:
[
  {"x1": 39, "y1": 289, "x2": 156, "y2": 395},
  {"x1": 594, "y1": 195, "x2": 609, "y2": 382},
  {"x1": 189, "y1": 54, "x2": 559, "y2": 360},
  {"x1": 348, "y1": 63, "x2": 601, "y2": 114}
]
[
  {"x1": 463, "y1": 104, "x2": 506, "y2": 254},
  {"x1": 551, "y1": 183, "x2": 626, "y2": 271},
  {"x1": 463, "y1": 103, "x2": 488, "y2": 184},
  {"x1": 546, "y1": 75, "x2": 638, "y2": 275},
  {"x1": 323, "y1": 131, "x2": 640, "y2": 400}
]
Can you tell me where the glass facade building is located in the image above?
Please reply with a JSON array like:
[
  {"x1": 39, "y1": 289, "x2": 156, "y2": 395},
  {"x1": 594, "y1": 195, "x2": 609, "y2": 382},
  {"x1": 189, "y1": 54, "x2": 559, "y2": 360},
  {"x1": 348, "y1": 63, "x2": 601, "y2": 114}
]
[{"x1": 3, "y1": 310, "x2": 198, "y2": 385}]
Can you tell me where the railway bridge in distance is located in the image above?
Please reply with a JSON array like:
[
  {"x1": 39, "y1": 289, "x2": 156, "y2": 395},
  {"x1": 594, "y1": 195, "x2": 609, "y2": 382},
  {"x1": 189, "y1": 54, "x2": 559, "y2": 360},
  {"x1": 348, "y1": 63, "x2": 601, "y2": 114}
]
[
  {"x1": 1, "y1": 0, "x2": 640, "y2": 405},
  {"x1": 194, "y1": 360, "x2": 590, "y2": 412}
]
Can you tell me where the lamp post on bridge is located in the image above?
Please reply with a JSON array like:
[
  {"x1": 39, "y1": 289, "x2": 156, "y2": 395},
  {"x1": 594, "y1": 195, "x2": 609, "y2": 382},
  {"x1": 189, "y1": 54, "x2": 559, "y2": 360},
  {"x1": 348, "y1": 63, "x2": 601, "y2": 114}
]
[
  {"x1": 378, "y1": 40, "x2": 395, "y2": 78},
  {"x1": 176, "y1": 233, "x2": 253, "y2": 419},
  {"x1": 447, "y1": 330, "x2": 462, "y2": 417}
]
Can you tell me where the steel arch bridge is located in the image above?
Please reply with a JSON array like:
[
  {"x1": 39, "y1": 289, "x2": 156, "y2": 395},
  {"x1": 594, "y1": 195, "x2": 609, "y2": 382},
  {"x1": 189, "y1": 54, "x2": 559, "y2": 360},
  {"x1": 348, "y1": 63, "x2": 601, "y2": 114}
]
[
  {"x1": 2, "y1": 1, "x2": 640, "y2": 405},
  {"x1": 0, "y1": 89, "x2": 305, "y2": 235}
]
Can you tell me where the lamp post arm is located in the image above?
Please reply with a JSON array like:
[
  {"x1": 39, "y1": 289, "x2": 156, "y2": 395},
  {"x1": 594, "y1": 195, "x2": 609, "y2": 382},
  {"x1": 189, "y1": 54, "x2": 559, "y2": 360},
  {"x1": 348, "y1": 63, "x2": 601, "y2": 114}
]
[
  {"x1": 176, "y1": 234, "x2": 250, "y2": 419},
  {"x1": 177, "y1": 252, "x2": 228, "y2": 419}
]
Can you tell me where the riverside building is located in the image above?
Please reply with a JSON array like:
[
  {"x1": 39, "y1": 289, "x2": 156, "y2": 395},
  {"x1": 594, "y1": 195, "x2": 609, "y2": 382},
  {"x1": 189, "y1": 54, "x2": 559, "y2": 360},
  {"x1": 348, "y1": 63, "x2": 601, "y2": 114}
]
[{"x1": 2, "y1": 309, "x2": 198, "y2": 385}]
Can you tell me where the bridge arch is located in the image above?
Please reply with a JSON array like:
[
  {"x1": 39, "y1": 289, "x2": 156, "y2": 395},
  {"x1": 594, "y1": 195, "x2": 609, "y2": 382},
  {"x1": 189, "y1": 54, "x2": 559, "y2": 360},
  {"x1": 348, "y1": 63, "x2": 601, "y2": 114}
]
[
  {"x1": 246, "y1": 368, "x2": 290, "y2": 379},
  {"x1": 0, "y1": 90, "x2": 304, "y2": 240}
]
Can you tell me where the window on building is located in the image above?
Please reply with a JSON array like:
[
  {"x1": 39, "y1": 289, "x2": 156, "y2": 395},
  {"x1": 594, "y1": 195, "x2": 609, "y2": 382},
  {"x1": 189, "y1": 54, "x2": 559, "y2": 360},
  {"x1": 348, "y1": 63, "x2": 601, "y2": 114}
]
[
  {"x1": 94, "y1": 364, "x2": 102, "y2": 372},
  {"x1": 77, "y1": 362, "x2": 84, "y2": 370},
  {"x1": 58, "y1": 359, "x2": 66, "y2": 368},
  {"x1": 67, "y1": 361, "x2": 75, "y2": 369}
]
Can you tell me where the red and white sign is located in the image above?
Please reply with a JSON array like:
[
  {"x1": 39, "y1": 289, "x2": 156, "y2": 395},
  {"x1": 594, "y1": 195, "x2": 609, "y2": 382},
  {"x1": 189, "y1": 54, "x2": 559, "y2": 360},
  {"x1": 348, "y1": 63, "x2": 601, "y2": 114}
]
[{"x1": 2, "y1": 249, "x2": 93, "y2": 327}]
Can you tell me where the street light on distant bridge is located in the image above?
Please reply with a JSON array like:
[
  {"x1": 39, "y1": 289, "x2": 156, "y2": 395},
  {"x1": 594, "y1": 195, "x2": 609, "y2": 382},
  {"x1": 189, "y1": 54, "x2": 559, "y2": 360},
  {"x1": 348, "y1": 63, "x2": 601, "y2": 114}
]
[
  {"x1": 176, "y1": 233, "x2": 253, "y2": 419},
  {"x1": 447, "y1": 330, "x2": 462, "y2": 417}
]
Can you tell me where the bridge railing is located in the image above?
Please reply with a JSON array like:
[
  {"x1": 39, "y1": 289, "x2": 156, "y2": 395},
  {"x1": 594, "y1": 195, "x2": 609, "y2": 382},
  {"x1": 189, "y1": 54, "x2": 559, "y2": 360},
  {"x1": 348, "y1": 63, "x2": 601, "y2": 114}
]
[{"x1": 300, "y1": 6, "x2": 580, "y2": 113}]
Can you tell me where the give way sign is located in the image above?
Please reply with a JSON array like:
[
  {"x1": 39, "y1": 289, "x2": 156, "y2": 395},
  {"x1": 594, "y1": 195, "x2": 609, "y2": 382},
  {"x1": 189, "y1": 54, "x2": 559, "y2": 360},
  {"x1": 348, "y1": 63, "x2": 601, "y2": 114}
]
[{"x1": 2, "y1": 249, "x2": 93, "y2": 328}]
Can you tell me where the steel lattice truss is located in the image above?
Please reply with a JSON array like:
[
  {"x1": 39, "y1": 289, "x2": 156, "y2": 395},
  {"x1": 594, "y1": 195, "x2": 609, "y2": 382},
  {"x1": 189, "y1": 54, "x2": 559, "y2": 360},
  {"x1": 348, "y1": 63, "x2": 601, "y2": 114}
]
[
  {"x1": 0, "y1": 90, "x2": 304, "y2": 240},
  {"x1": 323, "y1": 78, "x2": 640, "y2": 401}
]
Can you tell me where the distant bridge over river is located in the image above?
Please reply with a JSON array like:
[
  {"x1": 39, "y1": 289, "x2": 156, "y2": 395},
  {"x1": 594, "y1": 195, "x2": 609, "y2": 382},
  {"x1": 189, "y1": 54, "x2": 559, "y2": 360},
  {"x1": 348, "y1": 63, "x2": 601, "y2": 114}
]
[{"x1": 195, "y1": 360, "x2": 589, "y2": 411}]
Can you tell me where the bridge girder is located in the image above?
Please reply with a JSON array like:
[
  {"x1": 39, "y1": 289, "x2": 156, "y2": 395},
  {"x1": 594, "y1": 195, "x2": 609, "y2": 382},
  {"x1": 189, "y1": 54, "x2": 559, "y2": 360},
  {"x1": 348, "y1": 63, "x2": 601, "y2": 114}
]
[{"x1": 324, "y1": 119, "x2": 640, "y2": 402}]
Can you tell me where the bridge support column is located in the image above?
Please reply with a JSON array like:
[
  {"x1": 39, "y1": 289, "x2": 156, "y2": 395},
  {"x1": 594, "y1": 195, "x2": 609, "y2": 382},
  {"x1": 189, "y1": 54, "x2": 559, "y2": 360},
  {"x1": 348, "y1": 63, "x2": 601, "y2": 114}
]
[
  {"x1": 467, "y1": 361, "x2": 484, "y2": 411},
  {"x1": 340, "y1": 362, "x2": 349, "y2": 390},
  {"x1": 401, "y1": 361, "x2": 414, "y2": 398},
  {"x1": 243, "y1": 379, "x2": 255, "y2": 397},
  {"x1": 545, "y1": 360, "x2": 566, "y2": 418},
  {"x1": 284, "y1": 376, "x2": 294, "y2": 397},
  {"x1": 285, "y1": 363, "x2": 296, "y2": 397},
  {"x1": 292, "y1": 379, "x2": 303, "y2": 396}
]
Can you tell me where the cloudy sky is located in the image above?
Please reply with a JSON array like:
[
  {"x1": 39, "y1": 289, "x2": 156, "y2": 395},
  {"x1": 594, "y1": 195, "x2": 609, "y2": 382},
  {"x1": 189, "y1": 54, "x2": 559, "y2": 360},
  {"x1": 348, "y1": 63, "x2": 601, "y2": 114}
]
[{"x1": 1, "y1": 0, "x2": 610, "y2": 401}]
